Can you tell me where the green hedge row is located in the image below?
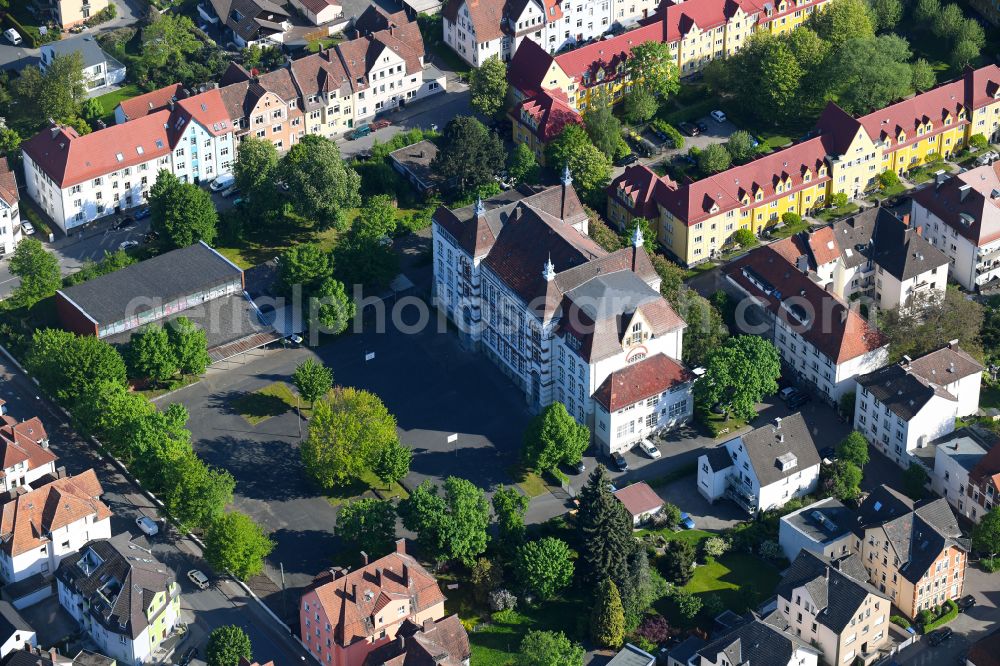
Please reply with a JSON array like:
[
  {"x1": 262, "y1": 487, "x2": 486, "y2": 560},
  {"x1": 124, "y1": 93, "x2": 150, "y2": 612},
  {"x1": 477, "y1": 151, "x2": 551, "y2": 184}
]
[
  {"x1": 1, "y1": 13, "x2": 38, "y2": 48},
  {"x1": 922, "y1": 599, "x2": 958, "y2": 633}
]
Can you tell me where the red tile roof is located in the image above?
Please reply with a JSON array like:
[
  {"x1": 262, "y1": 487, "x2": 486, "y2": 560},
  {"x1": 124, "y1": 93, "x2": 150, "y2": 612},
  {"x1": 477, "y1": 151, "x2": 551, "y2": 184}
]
[
  {"x1": 21, "y1": 113, "x2": 173, "y2": 189},
  {"x1": 553, "y1": 20, "x2": 666, "y2": 85},
  {"x1": 968, "y1": 438, "x2": 1000, "y2": 495},
  {"x1": 725, "y1": 245, "x2": 887, "y2": 363},
  {"x1": 807, "y1": 226, "x2": 840, "y2": 266},
  {"x1": 511, "y1": 89, "x2": 582, "y2": 142},
  {"x1": 608, "y1": 164, "x2": 678, "y2": 220},
  {"x1": 0, "y1": 417, "x2": 56, "y2": 477},
  {"x1": 594, "y1": 352, "x2": 692, "y2": 410},
  {"x1": 0, "y1": 159, "x2": 18, "y2": 207},
  {"x1": 613, "y1": 482, "x2": 664, "y2": 517},
  {"x1": 442, "y1": 0, "x2": 505, "y2": 43},
  {"x1": 116, "y1": 83, "x2": 184, "y2": 122},
  {"x1": 176, "y1": 88, "x2": 232, "y2": 137}
]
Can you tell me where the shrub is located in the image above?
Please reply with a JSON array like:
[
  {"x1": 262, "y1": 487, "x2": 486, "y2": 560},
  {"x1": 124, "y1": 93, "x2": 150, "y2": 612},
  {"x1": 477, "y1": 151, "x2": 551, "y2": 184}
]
[
  {"x1": 758, "y1": 540, "x2": 782, "y2": 560},
  {"x1": 922, "y1": 600, "x2": 959, "y2": 633},
  {"x1": 652, "y1": 119, "x2": 685, "y2": 150},
  {"x1": 916, "y1": 609, "x2": 934, "y2": 628},
  {"x1": 489, "y1": 589, "x2": 518, "y2": 612},
  {"x1": 969, "y1": 134, "x2": 990, "y2": 151},
  {"x1": 635, "y1": 614, "x2": 670, "y2": 643},
  {"x1": 890, "y1": 615, "x2": 910, "y2": 630},
  {"x1": 781, "y1": 212, "x2": 802, "y2": 227},
  {"x1": 982, "y1": 556, "x2": 1000, "y2": 573},
  {"x1": 878, "y1": 170, "x2": 901, "y2": 189},
  {"x1": 653, "y1": 503, "x2": 681, "y2": 530},
  {"x1": 702, "y1": 537, "x2": 730, "y2": 558},
  {"x1": 924, "y1": 151, "x2": 943, "y2": 164},
  {"x1": 492, "y1": 608, "x2": 520, "y2": 624},
  {"x1": 830, "y1": 192, "x2": 849, "y2": 208}
]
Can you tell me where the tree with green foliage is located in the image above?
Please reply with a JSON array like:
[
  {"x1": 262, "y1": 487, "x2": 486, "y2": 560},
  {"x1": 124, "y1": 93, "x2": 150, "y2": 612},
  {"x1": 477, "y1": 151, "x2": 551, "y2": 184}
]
[
  {"x1": 627, "y1": 41, "x2": 679, "y2": 99},
  {"x1": 312, "y1": 276, "x2": 356, "y2": 334},
  {"x1": 27, "y1": 329, "x2": 128, "y2": 406},
  {"x1": 827, "y1": 460, "x2": 863, "y2": 501},
  {"x1": 650, "y1": 254, "x2": 684, "y2": 308},
  {"x1": 578, "y1": 466, "x2": 634, "y2": 586},
  {"x1": 399, "y1": 477, "x2": 491, "y2": 565},
  {"x1": 302, "y1": 387, "x2": 398, "y2": 489},
  {"x1": 282, "y1": 135, "x2": 362, "y2": 229},
  {"x1": 334, "y1": 229, "x2": 400, "y2": 289},
  {"x1": 584, "y1": 95, "x2": 623, "y2": 158},
  {"x1": 837, "y1": 431, "x2": 870, "y2": 469},
  {"x1": 903, "y1": 463, "x2": 929, "y2": 500},
  {"x1": 134, "y1": 13, "x2": 204, "y2": 87},
  {"x1": 566, "y1": 142, "x2": 612, "y2": 207},
  {"x1": 432, "y1": 116, "x2": 506, "y2": 194},
  {"x1": 622, "y1": 87, "x2": 658, "y2": 124},
  {"x1": 869, "y1": 0, "x2": 903, "y2": 29},
  {"x1": 234, "y1": 135, "x2": 279, "y2": 200},
  {"x1": 516, "y1": 631, "x2": 585, "y2": 666},
  {"x1": 970, "y1": 134, "x2": 991, "y2": 151},
  {"x1": 82, "y1": 97, "x2": 104, "y2": 127},
  {"x1": 730, "y1": 34, "x2": 804, "y2": 122},
  {"x1": 129, "y1": 325, "x2": 178, "y2": 383},
  {"x1": 166, "y1": 317, "x2": 211, "y2": 376},
  {"x1": 910, "y1": 58, "x2": 937, "y2": 92},
  {"x1": 678, "y1": 289, "x2": 729, "y2": 367},
  {"x1": 698, "y1": 143, "x2": 732, "y2": 175},
  {"x1": 725, "y1": 130, "x2": 758, "y2": 164},
  {"x1": 933, "y1": 3, "x2": 966, "y2": 40},
  {"x1": 9, "y1": 238, "x2": 61, "y2": 308},
  {"x1": 952, "y1": 38, "x2": 981, "y2": 68},
  {"x1": 11, "y1": 52, "x2": 86, "y2": 130},
  {"x1": 336, "y1": 498, "x2": 398, "y2": 558},
  {"x1": 662, "y1": 539, "x2": 696, "y2": 585},
  {"x1": 619, "y1": 549, "x2": 668, "y2": 632},
  {"x1": 878, "y1": 169, "x2": 902, "y2": 190},
  {"x1": 277, "y1": 243, "x2": 334, "y2": 295},
  {"x1": 149, "y1": 170, "x2": 218, "y2": 248},
  {"x1": 672, "y1": 589, "x2": 702, "y2": 621},
  {"x1": 492, "y1": 484, "x2": 530, "y2": 546},
  {"x1": 731, "y1": 228, "x2": 757, "y2": 248},
  {"x1": 914, "y1": 0, "x2": 941, "y2": 23},
  {"x1": 470, "y1": 55, "x2": 509, "y2": 118},
  {"x1": 808, "y1": 0, "x2": 875, "y2": 46},
  {"x1": 0, "y1": 126, "x2": 21, "y2": 156},
  {"x1": 372, "y1": 439, "x2": 411, "y2": 488},
  {"x1": 624, "y1": 217, "x2": 657, "y2": 255},
  {"x1": 523, "y1": 402, "x2": 590, "y2": 472},
  {"x1": 829, "y1": 35, "x2": 914, "y2": 115},
  {"x1": 586, "y1": 207, "x2": 624, "y2": 253},
  {"x1": 515, "y1": 537, "x2": 575, "y2": 600},
  {"x1": 545, "y1": 124, "x2": 591, "y2": 169},
  {"x1": 357, "y1": 194, "x2": 398, "y2": 241},
  {"x1": 591, "y1": 578, "x2": 626, "y2": 648},
  {"x1": 695, "y1": 335, "x2": 781, "y2": 420},
  {"x1": 204, "y1": 511, "x2": 274, "y2": 580},
  {"x1": 292, "y1": 359, "x2": 333, "y2": 406},
  {"x1": 878, "y1": 289, "x2": 984, "y2": 361},
  {"x1": 508, "y1": 142, "x2": 539, "y2": 183},
  {"x1": 471, "y1": 557, "x2": 501, "y2": 604},
  {"x1": 972, "y1": 506, "x2": 1000, "y2": 559},
  {"x1": 163, "y1": 453, "x2": 235, "y2": 532},
  {"x1": 206, "y1": 625, "x2": 252, "y2": 666}
]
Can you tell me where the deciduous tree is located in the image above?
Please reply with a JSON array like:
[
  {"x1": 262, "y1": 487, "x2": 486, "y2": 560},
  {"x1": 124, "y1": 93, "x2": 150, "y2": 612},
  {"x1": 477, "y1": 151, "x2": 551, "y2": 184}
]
[
  {"x1": 972, "y1": 506, "x2": 1000, "y2": 559},
  {"x1": 281, "y1": 135, "x2": 362, "y2": 229},
  {"x1": 622, "y1": 87, "x2": 658, "y2": 123},
  {"x1": 523, "y1": 402, "x2": 590, "y2": 472},
  {"x1": 11, "y1": 53, "x2": 86, "y2": 129},
  {"x1": 878, "y1": 288, "x2": 984, "y2": 361},
  {"x1": 808, "y1": 0, "x2": 875, "y2": 46},
  {"x1": 508, "y1": 143, "x2": 539, "y2": 183},
  {"x1": 204, "y1": 511, "x2": 274, "y2": 580},
  {"x1": 399, "y1": 477, "x2": 491, "y2": 565},
  {"x1": 167, "y1": 317, "x2": 211, "y2": 376},
  {"x1": 837, "y1": 431, "x2": 870, "y2": 469},
  {"x1": 337, "y1": 498, "x2": 397, "y2": 558},
  {"x1": 206, "y1": 625, "x2": 252, "y2": 666},
  {"x1": 902, "y1": 463, "x2": 929, "y2": 500},
  {"x1": 829, "y1": 35, "x2": 914, "y2": 115},
  {"x1": 584, "y1": 96, "x2": 623, "y2": 158},
  {"x1": 827, "y1": 460, "x2": 863, "y2": 501},
  {"x1": 162, "y1": 452, "x2": 235, "y2": 532},
  {"x1": 149, "y1": 170, "x2": 218, "y2": 248},
  {"x1": 470, "y1": 55, "x2": 509, "y2": 118},
  {"x1": 869, "y1": 0, "x2": 903, "y2": 30},
  {"x1": 626, "y1": 41, "x2": 679, "y2": 99},
  {"x1": 695, "y1": 335, "x2": 781, "y2": 420},
  {"x1": 698, "y1": 143, "x2": 732, "y2": 174},
  {"x1": 515, "y1": 537, "x2": 575, "y2": 599},
  {"x1": 277, "y1": 243, "x2": 334, "y2": 294},
  {"x1": 292, "y1": 359, "x2": 333, "y2": 406},
  {"x1": 432, "y1": 116, "x2": 506, "y2": 194},
  {"x1": 9, "y1": 238, "x2": 61, "y2": 308},
  {"x1": 234, "y1": 136, "x2": 279, "y2": 199},
  {"x1": 725, "y1": 130, "x2": 757, "y2": 164},
  {"x1": 492, "y1": 484, "x2": 530, "y2": 546},
  {"x1": 371, "y1": 439, "x2": 412, "y2": 488},
  {"x1": 129, "y1": 324, "x2": 178, "y2": 383},
  {"x1": 27, "y1": 329, "x2": 128, "y2": 406},
  {"x1": 516, "y1": 631, "x2": 585, "y2": 666}
]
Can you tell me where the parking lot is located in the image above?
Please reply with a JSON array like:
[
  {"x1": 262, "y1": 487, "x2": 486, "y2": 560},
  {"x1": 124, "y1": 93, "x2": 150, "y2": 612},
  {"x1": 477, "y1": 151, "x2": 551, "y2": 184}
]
[{"x1": 613, "y1": 112, "x2": 739, "y2": 179}]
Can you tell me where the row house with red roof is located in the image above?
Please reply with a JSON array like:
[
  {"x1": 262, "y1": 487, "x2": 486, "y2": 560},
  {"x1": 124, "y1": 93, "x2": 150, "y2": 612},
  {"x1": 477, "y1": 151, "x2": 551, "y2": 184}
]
[
  {"x1": 432, "y1": 170, "x2": 692, "y2": 454},
  {"x1": 608, "y1": 64, "x2": 1000, "y2": 266}
]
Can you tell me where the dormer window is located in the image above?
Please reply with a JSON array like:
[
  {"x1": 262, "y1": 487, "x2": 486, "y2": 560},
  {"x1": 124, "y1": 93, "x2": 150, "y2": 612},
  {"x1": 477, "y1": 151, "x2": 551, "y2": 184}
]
[
  {"x1": 804, "y1": 172, "x2": 811, "y2": 182},
  {"x1": 755, "y1": 191, "x2": 763, "y2": 202},
  {"x1": 898, "y1": 132, "x2": 906, "y2": 142}
]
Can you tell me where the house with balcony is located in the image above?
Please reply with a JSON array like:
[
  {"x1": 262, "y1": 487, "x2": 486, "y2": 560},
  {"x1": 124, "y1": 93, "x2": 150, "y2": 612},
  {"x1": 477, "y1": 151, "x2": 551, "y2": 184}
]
[
  {"x1": 38, "y1": 0, "x2": 111, "y2": 29},
  {"x1": 854, "y1": 342, "x2": 983, "y2": 468},
  {"x1": 912, "y1": 164, "x2": 1000, "y2": 292},
  {"x1": 697, "y1": 414, "x2": 822, "y2": 514},
  {"x1": 926, "y1": 426, "x2": 999, "y2": 523},
  {"x1": 40, "y1": 37, "x2": 126, "y2": 94},
  {"x1": 771, "y1": 551, "x2": 891, "y2": 666}
]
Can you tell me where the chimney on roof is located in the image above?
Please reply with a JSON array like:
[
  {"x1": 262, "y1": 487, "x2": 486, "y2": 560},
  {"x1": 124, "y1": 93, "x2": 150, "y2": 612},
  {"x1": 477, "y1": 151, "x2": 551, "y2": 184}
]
[
  {"x1": 395, "y1": 538, "x2": 406, "y2": 555},
  {"x1": 960, "y1": 184, "x2": 973, "y2": 201},
  {"x1": 360, "y1": 551, "x2": 368, "y2": 566},
  {"x1": 423, "y1": 618, "x2": 434, "y2": 633},
  {"x1": 49, "y1": 124, "x2": 60, "y2": 139},
  {"x1": 168, "y1": 100, "x2": 175, "y2": 111},
  {"x1": 948, "y1": 338, "x2": 959, "y2": 348},
  {"x1": 375, "y1": 567, "x2": 383, "y2": 585},
  {"x1": 774, "y1": 417, "x2": 782, "y2": 429},
  {"x1": 902, "y1": 354, "x2": 912, "y2": 364},
  {"x1": 901, "y1": 213, "x2": 911, "y2": 227}
]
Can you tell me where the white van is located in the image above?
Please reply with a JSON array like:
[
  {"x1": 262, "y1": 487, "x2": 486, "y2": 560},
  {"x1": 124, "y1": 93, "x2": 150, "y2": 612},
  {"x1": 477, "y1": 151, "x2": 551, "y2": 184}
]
[
  {"x1": 3, "y1": 29, "x2": 22, "y2": 46},
  {"x1": 209, "y1": 173, "x2": 235, "y2": 191}
]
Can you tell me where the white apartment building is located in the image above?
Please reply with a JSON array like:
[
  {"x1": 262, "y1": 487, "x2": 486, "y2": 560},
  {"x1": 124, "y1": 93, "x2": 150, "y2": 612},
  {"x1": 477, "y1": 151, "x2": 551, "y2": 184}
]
[
  {"x1": 0, "y1": 602, "x2": 36, "y2": 659},
  {"x1": 912, "y1": 164, "x2": 1000, "y2": 292},
  {"x1": 40, "y1": 36, "x2": 126, "y2": 94},
  {"x1": 0, "y1": 160, "x2": 22, "y2": 256},
  {"x1": 779, "y1": 497, "x2": 855, "y2": 562},
  {"x1": 855, "y1": 343, "x2": 983, "y2": 468},
  {"x1": 0, "y1": 416, "x2": 58, "y2": 492},
  {"x1": 772, "y1": 552, "x2": 891, "y2": 666},
  {"x1": 432, "y1": 174, "x2": 690, "y2": 450},
  {"x1": 21, "y1": 88, "x2": 235, "y2": 234},
  {"x1": 928, "y1": 427, "x2": 996, "y2": 523},
  {"x1": 725, "y1": 244, "x2": 890, "y2": 406},
  {"x1": 57, "y1": 533, "x2": 181, "y2": 666},
  {"x1": 697, "y1": 414, "x2": 822, "y2": 514},
  {"x1": 0, "y1": 471, "x2": 112, "y2": 586}
]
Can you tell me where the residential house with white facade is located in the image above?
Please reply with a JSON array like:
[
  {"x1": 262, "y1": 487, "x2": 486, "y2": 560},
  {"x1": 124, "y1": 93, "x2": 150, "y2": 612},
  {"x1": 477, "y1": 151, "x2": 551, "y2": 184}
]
[
  {"x1": 209, "y1": 0, "x2": 291, "y2": 47},
  {"x1": 855, "y1": 343, "x2": 983, "y2": 468},
  {"x1": 771, "y1": 551, "x2": 891, "y2": 666},
  {"x1": 911, "y1": 163, "x2": 1000, "y2": 292},
  {"x1": 853, "y1": 485, "x2": 968, "y2": 619},
  {"x1": 0, "y1": 602, "x2": 35, "y2": 659},
  {"x1": 40, "y1": 37, "x2": 126, "y2": 94},
  {"x1": 695, "y1": 616, "x2": 819, "y2": 666},
  {"x1": 697, "y1": 414, "x2": 821, "y2": 514},
  {"x1": 56, "y1": 533, "x2": 181, "y2": 666},
  {"x1": 724, "y1": 245, "x2": 889, "y2": 405},
  {"x1": 779, "y1": 497, "x2": 855, "y2": 562},
  {"x1": 0, "y1": 470, "x2": 111, "y2": 586},
  {"x1": 926, "y1": 426, "x2": 998, "y2": 523},
  {"x1": 432, "y1": 173, "x2": 691, "y2": 453},
  {"x1": 0, "y1": 159, "x2": 22, "y2": 256},
  {"x1": 0, "y1": 414, "x2": 58, "y2": 493}
]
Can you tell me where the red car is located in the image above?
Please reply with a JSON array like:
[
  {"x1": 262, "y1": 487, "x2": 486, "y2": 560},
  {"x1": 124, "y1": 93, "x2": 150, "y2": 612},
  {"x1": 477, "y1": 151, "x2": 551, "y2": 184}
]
[{"x1": 369, "y1": 119, "x2": 392, "y2": 130}]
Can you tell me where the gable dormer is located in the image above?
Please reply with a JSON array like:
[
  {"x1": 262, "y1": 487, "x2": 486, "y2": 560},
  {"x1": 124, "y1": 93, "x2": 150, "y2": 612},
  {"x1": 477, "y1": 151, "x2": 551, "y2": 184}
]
[
  {"x1": 622, "y1": 309, "x2": 652, "y2": 349},
  {"x1": 897, "y1": 129, "x2": 906, "y2": 143},
  {"x1": 739, "y1": 188, "x2": 750, "y2": 205},
  {"x1": 753, "y1": 184, "x2": 764, "y2": 201}
]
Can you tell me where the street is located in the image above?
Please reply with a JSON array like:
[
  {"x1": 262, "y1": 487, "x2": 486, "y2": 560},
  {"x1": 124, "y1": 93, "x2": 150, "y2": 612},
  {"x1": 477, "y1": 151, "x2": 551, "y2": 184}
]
[{"x1": 0, "y1": 352, "x2": 311, "y2": 665}]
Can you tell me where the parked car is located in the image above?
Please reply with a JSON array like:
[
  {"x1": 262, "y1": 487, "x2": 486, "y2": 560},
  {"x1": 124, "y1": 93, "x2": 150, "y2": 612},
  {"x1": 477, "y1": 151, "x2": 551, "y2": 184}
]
[
  {"x1": 187, "y1": 569, "x2": 211, "y2": 590},
  {"x1": 210, "y1": 174, "x2": 235, "y2": 191},
  {"x1": 114, "y1": 216, "x2": 135, "y2": 231},
  {"x1": 710, "y1": 110, "x2": 727, "y2": 123},
  {"x1": 696, "y1": 120, "x2": 709, "y2": 133},
  {"x1": 678, "y1": 122, "x2": 700, "y2": 137},
  {"x1": 369, "y1": 119, "x2": 392, "y2": 130},
  {"x1": 616, "y1": 153, "x2": 638, "y2": 167},
  {"x1": 576, "y1": 460, "x2": 586, "y2": 474},
  {"x1": 612, "y1": 452, "x2": 629, "y2": 472},
  {"x1": 819, "y1": 446, "x2": 837, "y2": 463},
  {"x1": 135, "y1": 516, "x2": 159, "y2": 537},
  {"x1": 21, "y1": 222, "x2": 35, "y2": 235},
  {"x1": 221, "y1": 184, "x2": 239, "y2": 198},
  {"x1": 119, "y1": 240, "x2": 139, "y2": 250},
  {"x1": 3, "y1": 29, "x2": 22, "y2": 46},
  {"x1": 347, "y1": 125, "x2": 372, "y2": 140},
  {"x1": 958, "y1": 595, "x2": 977, "y2": 612},
  {"x1": 787, "y1": 392, "x2": 812, "y2": 409},
  {"x1": 679, "y1": 512, "x2": 696, "y2": 529},
  {"x1": 133, "y1": 206, "x2": 151, "y2": 220},
  {"x1": 976, "y1": 150, "x2": 999, "y2": 166},
  {"x1": 928, "y1": 627, "x2": 953, "y2": 647},
  {"x1": 639, "y1": 439, "x2": 661, "y2": 459},
  {"x1": 779, "y1": 387, "x2": 800, "y2": 402},
  {"x1": 178, "y1": 647, "x2": 198, "y2": 666}
]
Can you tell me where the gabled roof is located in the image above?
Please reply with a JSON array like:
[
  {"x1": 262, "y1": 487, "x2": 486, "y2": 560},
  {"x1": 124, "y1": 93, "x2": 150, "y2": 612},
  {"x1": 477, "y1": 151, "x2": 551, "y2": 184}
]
[
  {"x1": 969, "y1": 432, "x2": 1000, "y2": 494},
  {"x1": 613, "y1": 482, "x2": 664, "y2": 518},
  {"x1": 507, "y1": 38, "x2": 555, "y2": 97},
  {"x1": 608, "y1": 165, "x2": 678, "y2": 220},
  {"x1": 594, "y1": 352, "x2": 692, "y2": 410},
  {"x1": 829, "y1": 207, "x2": 948, "y2": 281},
  {"x1": 697, "y1": 617, "x2": 815, "y2": 666},
  {"x1": 363, "y1": 615, "x2": 470, "y2": 666},
  {"x1": 442, "y1": 0, "x2": 505, "y2": 43},
  {"x1": 725, "y1": 245, "x2": 887, "y2": 363},
  {"x1": 175, "y1": 88, "x2": 233, "y2": 137},
  {"x1": 116, "y1": 83, "x2": 185, "y2": 122},
  {"x1": 726, "y1": 413, "x2": 821, "y2": 488},
  {"x1": 0, "y1": 471, "x2": 110, "y2": 557},
  {"x1": 910, "y1": 163, "x2": 1000, "y2": 248},
  {"x1": 210, "y1": 0, "x2": 289, "y2": 43},
  {"x1": 0, "y1": 158, "x2": 18, "y2": 208},
  {"x1": 0, "y1": 416, "x2": 56, "y2": 478},
  {"x1": 511, "y1": 89, "x2": 582, "y2": 142},
  {"x1": 0, "y1": 600, "x2": 33, "y2": 643},
  {"x1": 967, "y1": 627, "x2": 1000, "y2": 666},
  {"x1": 41, "y1": 36, "x2": 111, "y2": 70}
]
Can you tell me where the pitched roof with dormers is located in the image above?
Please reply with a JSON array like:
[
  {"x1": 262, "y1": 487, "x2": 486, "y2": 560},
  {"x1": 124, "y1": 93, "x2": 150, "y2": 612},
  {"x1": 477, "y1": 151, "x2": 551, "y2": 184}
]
[
  {"x1": 0, "y1": 159, "x2": 18, "y2": 208},
  {"x1": 308, "y1": 546, "x2": 446, "y2": 648},
  {"x1": 511, "y1": 89, "x2": 582, "y2": 142},
  {"x1": 442, "y1": 0, "x2": 506, "y2": 43},
  {"x1": 0, "y1": 417, "x2": 56, "y2": 478},
  {"x1": 697, "y1": 617, "x2": 816, "y2": 666},
  {"x1": 0, "y1": 470, "x2": 110, "y2": 558},
  {"x1": 363, "y1": 615, "x2": 470, "y2": 666},
  {"x1": 608, "y1": 164, "x2": 679, "y2": 220},
  {"x1": 116, "y1": 83, "x2": 185, "y2": 122},
  {"x1": 911, "y1": 163, "x2": 1000, "y2": 248}
]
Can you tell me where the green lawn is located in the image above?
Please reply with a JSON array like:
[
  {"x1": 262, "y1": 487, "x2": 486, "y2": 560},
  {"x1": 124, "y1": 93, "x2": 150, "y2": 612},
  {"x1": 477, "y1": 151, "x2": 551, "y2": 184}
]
[
  {"x1": 770, "y1": 216, "x2": 810, "y2": 240},
  {"x1": 816, "y1": 203, "x2": 860, "y2": 223},
  {"x1": 506, "y1": 465, "x2": 551, "y2": 498},
  {"x1": 637, "y1": 527, "x2": 715, "y2": 547},
  {"x1": 981, "y1": 384, "x2": 1000, "y2": 411},
  {"x1": 305, "y1": 35, "x2": 343, "y2": 53},
  {"x1": 230, "y1": 381, "x2": 297, "y2": 425},
  {"x1": 908, "y1": 161, "x2": 952, "y2": 184},
  {"x1": 91, "y1": 84, "x2": 143, "y2": 122}
]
